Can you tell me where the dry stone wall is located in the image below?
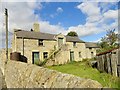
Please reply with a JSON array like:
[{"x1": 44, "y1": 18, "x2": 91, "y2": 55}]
[
  {"x1": 0, "y1": 48, "x2": 12, "y2": 75},
  {"x1": 5, "y1": 60, "x2": 103, "y2": 88}
]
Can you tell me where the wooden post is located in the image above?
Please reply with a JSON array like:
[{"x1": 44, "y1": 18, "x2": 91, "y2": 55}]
[
  {"x1": 101, "y1": 55, "x2": 105, "y2": 72},
  {"x1": 5, "y1": 8, "x2": 8, "y2": 64},
  {"x1": 111, "y1": 50, "x2": 118, "y2": 76},
  {"x1": 103, "y1": 54, "x2": 108, "y2": 73},
  {"x1": 106, "y1": 53, "x2": 112, "y2": 74},
  {"x1": 118, "y1": 49, "x2": 120, "y2": 77}
]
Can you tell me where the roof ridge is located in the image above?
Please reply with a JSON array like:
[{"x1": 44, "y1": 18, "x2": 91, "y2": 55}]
[{"x1": 17, "y1": 30, "x2": 57, "y2": 36}]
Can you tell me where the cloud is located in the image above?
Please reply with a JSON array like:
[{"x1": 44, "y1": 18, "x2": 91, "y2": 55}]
[
  {"x1": 75, "y1": 2, "x2": 118, "y2": 37},
  {"x1": 0, "y1": 2, "x2": 118, "y2": 48},
  {"x1": 77, "y1": 2, "x2": 100, "y2": 16},
  {"x1": 103, "y1": 10, "x2": 118, "y2": 20},
  {"x1": 0, "y1": 2, "x2": 66, "y2": 48},
  {"x1": 39, "y1": 21, "x2": 66, "y2": 34},
  {"x1": 50, "y1": 7, "x2": 63, "y2": 18},
  {"x1": 50, "y1": 13, "x2": 57, "y2": 18},
  {"x1": 99, "y1": 2, "x2": 118, "y2": 13},
  {"x1": 56, "y1": 7, "x2": 63, "y2": 13},
  {"x1": 77, "y1": 2, "x2": 103, "y2": 23},
  {"x1": 67, "y1": 23, "x2": 102, "y2": 37},
  {"x1": 0, "y1": 1, "x2": 41, "y2": 48}
]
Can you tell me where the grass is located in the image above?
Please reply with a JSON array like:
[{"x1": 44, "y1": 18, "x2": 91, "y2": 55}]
[{"x1": 47, "y1": 60, "x2": 119, "y2": 88}]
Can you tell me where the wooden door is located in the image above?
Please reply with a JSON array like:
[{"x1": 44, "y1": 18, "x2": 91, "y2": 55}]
[
  {"x1": 70, "y1": 51, "x2": 74, "y2": 61},
  {"x1": 32, "y1": 52, "x2": 40, "y2": 64},
  {"x1": 58, "y1": 38, "x2": 63, "y2": 47}
]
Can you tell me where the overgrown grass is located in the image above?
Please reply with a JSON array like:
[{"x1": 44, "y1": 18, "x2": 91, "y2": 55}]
[{"x1": 47, "y1": 60, "x2": 119, "y2": 88}]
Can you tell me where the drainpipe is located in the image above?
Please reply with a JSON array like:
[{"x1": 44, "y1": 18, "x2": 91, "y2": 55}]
[
  {"x1": 22, "y1": 37, "x2": 24, "y2": 56},
  {"x1": 14, "y1": 32, "x2": 16, "y2": 51}
]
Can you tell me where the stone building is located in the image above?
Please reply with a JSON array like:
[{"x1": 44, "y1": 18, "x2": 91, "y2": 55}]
[
  {"x1": 11, "y1": 23, "x2": 99, "y2": 65},
  {"x1": 85, "y1": 42, "x2": 99, "y2": 59}
]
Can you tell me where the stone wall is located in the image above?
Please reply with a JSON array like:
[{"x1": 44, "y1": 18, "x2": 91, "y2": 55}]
[
  {"x1": 86, "y1": 48, "x2": 98, "y2": 59},
  {"x1": 0, "y1": 48, "x2": 12, "y2": 75},
  {"x1": 12, "y1": 38, "x2": 57, "y2": 64},
  {"x1": 66, "y1": 42, "x2": 87, "y2": 61},
  {"x1": 12, "y1": 32, "x2": 97, "y2": 65},
  {"x1": 13, "y1": 37, "x2": 87, "y2": 64},
  {"x1": 5, "y1": 60, "x2": 102, "y2": 88}
]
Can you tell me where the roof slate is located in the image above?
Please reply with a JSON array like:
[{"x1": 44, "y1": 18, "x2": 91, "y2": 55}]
[
  {"x1": 16, "y1": 30, "x2": 56, "y2": 40},
  {"x1": 85, "y1": 42, "x2": 99, "y2": 48},
  {"x1": 66, "y1": 36, "x2": 85, "y2": 43},
  {"x1": 15, "y1": 30, "x2": 84, "y2": 43}
]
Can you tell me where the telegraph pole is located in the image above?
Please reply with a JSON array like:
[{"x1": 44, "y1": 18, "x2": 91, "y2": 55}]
[{"x1": 5, "y1": 8, "x2": 8, "y2": 64}]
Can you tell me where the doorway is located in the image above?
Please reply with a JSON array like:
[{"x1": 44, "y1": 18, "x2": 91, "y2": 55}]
[
  {"x1": 58, "y1": 38, "x2": 63, "y2": 47},
  {"x1": 70, "y1": 51, "x2": 74, "y2": 62},
  {"x1": 32, "y1": 52, "x2": 40, "y2": 64}
]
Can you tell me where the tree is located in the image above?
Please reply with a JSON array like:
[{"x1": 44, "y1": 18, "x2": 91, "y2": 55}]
[
  {"x1": 67, "y1": 31, "x2": 78, "y2": 37},
  {"x1": 97, "y1": 29, "x2": 118, "y2": 53},
  {"x1": 106, "y1": 29, "x2": 117, "y2": 46}
]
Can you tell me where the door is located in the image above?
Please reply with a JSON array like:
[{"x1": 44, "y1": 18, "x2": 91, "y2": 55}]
[
  {"x1": 58, "y1": 38, "x2": 63, "y2": 47},
  {"x1": 70, "y1": 51, "x2": 74, "y2": 61},
  {"x1": 32, "y1": 52, "x2": 40, "y2": 64}
]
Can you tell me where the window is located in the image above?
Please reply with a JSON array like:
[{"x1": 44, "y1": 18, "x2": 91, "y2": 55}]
[
  {"x1": 89, "y1": 47, "x2": 92, "y2": 50},
  {"x1": 43, "y1": 52, "x2": 48, "y2": 59},
  {"x1": 91, "y1": 52, "x2": 94, "y2": 58},
  {"x1": 38, "y1": 39, "x2": 43, "y2": 46},
  {"x1": 79, "y1": 52, "x2": 82, "y2": 58},
  {"x1": 73, "y1": 42, "x2": 76, "y2": 47}
]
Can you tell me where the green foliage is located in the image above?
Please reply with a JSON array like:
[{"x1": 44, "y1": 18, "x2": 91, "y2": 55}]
[
  {"x1": 67, "y1": 31, "x2": 78, "y2": 37},
  {"x1": 106, "y1": 29, "x2": 118, "y2": 46},
  {"x1": 97, "y1": 29, "x2": 118, "y2": 53},
  {"x1": 40, "y1": 47, "x2": 61, "y2": 66},
  {"x1": 47, "y1": 61, "x2": 119, "y2": 88}
]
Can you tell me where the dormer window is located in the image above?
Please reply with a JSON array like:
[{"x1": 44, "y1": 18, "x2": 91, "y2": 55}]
[
  {"x1": 73, "y1": 42, "x2": 76, "y2": 47},
  {"x1": 38, "y1": 39, "x2": 43, "y2": 46}
]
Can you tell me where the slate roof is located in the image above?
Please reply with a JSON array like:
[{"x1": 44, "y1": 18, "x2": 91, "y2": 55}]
[
  {"x1": 15, "y1": 29, "x2": 85, "y2": 43},
  {"x1": 66, "y1": 36, "x2": 85, "y2": 43},
  {"x1": 85, "y1": 42, "x2": 99, "y2": 48},
  {"x1": 15, "y1": 30, "x2": 55, "y2": 40}
]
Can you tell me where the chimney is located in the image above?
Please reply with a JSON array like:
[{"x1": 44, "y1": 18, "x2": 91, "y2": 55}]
[{"x1": 33, "y1": 22, "x2": 40, "y2": 32}]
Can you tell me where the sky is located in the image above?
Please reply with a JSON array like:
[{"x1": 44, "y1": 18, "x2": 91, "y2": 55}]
[{"x1": 0, "y1": 0, "x2": 119, "y2": 48}]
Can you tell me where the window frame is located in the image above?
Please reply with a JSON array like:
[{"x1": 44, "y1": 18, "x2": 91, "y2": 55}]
[
  {"x1": 43, "y1": 52, "x2": 48, "y2": 59},
  {"x1": 38, "y1": 39, "x2": 43, "y2": 46}
]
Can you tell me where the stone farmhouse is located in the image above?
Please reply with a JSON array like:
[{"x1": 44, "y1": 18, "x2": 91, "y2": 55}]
[{"x1": 11, "y1": 23, "x2": 99, "y2": 65}]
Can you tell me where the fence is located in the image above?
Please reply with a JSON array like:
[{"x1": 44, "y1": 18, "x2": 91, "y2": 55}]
[{"x1": 96, "y1": 47, "x2": 120, "y2": 77}]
